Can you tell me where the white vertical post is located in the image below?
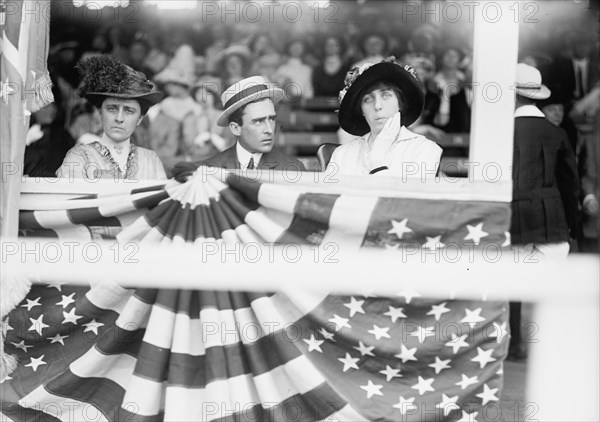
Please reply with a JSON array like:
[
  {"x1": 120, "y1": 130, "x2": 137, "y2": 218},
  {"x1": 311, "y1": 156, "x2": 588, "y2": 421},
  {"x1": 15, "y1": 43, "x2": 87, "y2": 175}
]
[{"x1": 470, "y1": 1, "x2": 519, "y2": 189}]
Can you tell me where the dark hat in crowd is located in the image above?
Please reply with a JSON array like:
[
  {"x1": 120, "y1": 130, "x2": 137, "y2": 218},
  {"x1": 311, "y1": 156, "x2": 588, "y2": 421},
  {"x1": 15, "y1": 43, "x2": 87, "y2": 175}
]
[
  {"x1": 337, "y1": 56, "x2": 424, "y2": 136},
  {"x1": 77, "y1": 55, "x2": 163, "y2": 108}
]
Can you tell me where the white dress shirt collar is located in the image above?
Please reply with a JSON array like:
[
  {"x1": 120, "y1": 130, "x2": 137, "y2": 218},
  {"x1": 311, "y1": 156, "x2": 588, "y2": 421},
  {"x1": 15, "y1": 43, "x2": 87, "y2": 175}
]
[{"x1": 236, "y1": 142, "x2": 263, "y2": 170}]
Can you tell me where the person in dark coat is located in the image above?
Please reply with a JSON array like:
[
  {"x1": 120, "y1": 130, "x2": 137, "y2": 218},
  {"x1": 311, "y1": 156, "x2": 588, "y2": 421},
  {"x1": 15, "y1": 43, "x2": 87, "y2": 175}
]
[
  {"x1": 173, "y1": 76, "x2": 305, "y2": 181},
  {"x1": 23, "y1": 103, "x2": 75, "y2": 177},
  {"x1": 509, "y1": 63, "x2": 581, "y2": 360}
]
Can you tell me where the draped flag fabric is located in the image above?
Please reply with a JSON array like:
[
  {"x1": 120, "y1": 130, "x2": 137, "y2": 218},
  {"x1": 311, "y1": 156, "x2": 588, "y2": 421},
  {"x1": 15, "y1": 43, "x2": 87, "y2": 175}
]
[
  {"x1": 0, "y1": 0, "x2": 54, "y2": 237},
  {"x1": 2, "y1": 172, "x2": 511, "y2": 421}
]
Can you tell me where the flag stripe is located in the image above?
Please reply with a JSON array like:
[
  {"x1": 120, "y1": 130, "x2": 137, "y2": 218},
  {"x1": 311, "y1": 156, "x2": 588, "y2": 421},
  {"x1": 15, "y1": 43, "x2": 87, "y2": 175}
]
[{"x1": 19, "y1": 385, "x2": 109, "y2": 422}]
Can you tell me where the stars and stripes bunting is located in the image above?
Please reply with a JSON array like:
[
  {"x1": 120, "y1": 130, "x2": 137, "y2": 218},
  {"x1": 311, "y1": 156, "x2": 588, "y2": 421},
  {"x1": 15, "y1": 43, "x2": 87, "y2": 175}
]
[{"x1": 2, "y1": 172, "x2": 511, "y2": 421}]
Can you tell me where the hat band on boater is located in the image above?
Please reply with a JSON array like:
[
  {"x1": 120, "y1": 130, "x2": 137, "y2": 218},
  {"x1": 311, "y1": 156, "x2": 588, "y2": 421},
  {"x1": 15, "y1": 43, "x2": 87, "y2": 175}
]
[
  {"x1": 224, "y1": 84, "x2": 269, "y2": 109},
  {"x1": 515, "y1": 84, "x2": 541, "y2": 90}
]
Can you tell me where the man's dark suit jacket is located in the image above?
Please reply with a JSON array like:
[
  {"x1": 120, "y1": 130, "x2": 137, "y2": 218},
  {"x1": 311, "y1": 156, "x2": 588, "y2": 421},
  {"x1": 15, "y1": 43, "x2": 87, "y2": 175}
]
[
  {"x1": 511, "y1": 116, "x2": 581, "y2": 244},
  {"x1": 203, "y1": 145, "x2": 306, "y2": 171},
  {"x1": 172, "y1": 145, "x2": 305, "y2": 181}
]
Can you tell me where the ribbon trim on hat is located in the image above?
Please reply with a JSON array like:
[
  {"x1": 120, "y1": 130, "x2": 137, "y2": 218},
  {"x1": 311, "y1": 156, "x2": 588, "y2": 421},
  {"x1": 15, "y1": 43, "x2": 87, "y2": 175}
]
[{"x1": 224, "y1": 84, "x2": 269, "y2": 109}]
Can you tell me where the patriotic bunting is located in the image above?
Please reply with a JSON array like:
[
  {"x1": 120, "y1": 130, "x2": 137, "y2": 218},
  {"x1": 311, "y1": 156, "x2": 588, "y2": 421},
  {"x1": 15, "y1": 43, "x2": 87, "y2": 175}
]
[{"x1": 2, "y1": 171, "x2": 511, "y2": 421}]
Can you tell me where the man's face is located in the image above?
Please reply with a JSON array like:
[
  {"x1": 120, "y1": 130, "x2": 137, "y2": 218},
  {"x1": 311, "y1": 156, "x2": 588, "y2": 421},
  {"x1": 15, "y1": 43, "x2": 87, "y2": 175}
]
[
  {"x1": 542, "y1": 103, "x2": 564, "y2": 127},
  {"x1": 100, "y1": 97, "x2": 143, "y2": 143},
  {"x1": 230, "y1": 99, "x2": 276, "y2": 154}
]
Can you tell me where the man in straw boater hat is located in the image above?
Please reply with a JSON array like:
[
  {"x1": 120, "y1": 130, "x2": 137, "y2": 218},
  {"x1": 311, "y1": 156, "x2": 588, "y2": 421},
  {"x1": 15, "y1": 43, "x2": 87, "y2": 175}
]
[
  {"x1": 172, "y1": 76, "x2": 305, "y2": 181},
  {"x1": 509, "y1": 63, "x2": 580, "y2": 360},
  {"x1": 57, "y1": 55, "x2": 166, "y2": 180}
]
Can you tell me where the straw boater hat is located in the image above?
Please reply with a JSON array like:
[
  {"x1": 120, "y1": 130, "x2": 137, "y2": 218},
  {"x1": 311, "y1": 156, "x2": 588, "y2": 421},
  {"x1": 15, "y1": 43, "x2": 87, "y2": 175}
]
[
  {"x1": 514, "y1": 63, "x2": 551, "y2": 100},
  {"x1": 154, "y1": 45, "x2": 196, "y2": 88},
  {"x1": 337, "y1": 56, "x2": 424, "y2": 136},
  {"x1": 216, "y1": 76, "x2": 284, "y2": 127},
  {"x1": 77, "y1": 55, "x2": 163, "y2": 109}
]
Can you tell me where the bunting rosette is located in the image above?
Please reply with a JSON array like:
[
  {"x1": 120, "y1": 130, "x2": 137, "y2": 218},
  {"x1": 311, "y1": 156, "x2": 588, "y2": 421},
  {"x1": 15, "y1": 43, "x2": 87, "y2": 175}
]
[{"x1": 2, "y1": 170, "x2": 511, "y2": 421}]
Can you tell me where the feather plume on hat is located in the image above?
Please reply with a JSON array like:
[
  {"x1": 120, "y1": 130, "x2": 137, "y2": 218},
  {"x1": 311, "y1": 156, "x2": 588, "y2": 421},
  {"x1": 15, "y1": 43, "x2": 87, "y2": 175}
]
[{"x1": 77, "y1": 55, "x2": 163, "y2": 107}]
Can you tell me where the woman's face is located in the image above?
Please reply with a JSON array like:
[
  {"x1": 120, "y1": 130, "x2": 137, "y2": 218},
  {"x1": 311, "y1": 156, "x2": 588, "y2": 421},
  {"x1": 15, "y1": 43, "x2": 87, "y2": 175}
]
[
  {"x1": 442, "y1": 49, "x2": 461, "y2": 70},
  {"x1": 288, "y1": 41, "x2": 304, "y2": 59},
  {"x1": 100, "y1": 97, "x2": 143, "y2": 143},
  {"x1": 225, "y1": 55, "x2": 244, "y2": 78},
  {"x1": 324, "y1": 37, "x2": 341, "y2": 56},
  {"x1": 542, "y1": 103, "x2": 564, "y2": 127},
  {"x1": 363, "y1": 36, "x2": 385, "y2": 57},
  {"x1": 360, "y1": 84, "x2": 400, "y2": 134}
]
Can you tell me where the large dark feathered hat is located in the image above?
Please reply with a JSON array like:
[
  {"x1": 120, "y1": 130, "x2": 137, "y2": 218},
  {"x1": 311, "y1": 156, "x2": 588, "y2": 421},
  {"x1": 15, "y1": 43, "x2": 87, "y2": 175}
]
[
  {"x1": 338, "y1": 56, "x2": 424, "y2": 136},
  {"x1": 77, "y1": 55, "x2": 163, "y2": 108}
]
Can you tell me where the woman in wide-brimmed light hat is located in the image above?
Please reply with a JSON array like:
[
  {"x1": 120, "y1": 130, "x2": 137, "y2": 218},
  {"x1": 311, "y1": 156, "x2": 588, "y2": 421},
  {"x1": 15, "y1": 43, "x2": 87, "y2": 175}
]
[
  {"x1": 57, "y1": 55, "x2": 166, "y2": 180},
  {"x1": 327, "y1": 56, "x2": 442, "y2": 176}
]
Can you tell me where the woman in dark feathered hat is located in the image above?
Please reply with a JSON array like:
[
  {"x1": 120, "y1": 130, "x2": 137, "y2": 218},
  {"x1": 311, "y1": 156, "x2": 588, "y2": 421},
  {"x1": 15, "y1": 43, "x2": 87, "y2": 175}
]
[
  {"x1": 327, "y1": 57, "x2": 442, "y2": 176},
  {"x1": 57, "y1": 55, "x2": 166, "y2": 180}
]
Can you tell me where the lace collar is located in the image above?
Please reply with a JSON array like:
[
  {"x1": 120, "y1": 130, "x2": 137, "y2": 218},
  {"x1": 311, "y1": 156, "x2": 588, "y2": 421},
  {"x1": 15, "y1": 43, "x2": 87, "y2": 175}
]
[{"x1": 89, "y1": 141, "x2": 138, "y2": 179}]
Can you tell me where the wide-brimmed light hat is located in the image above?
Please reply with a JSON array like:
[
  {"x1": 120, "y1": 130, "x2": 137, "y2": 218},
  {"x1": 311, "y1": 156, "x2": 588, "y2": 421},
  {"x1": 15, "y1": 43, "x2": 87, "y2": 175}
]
[
  {"x1": 337, "y1": 56, "x2": 424, "y2": 136},
  {"x1": 78, "y1": 55, "x2": 163, "y2": 108},
  {"x1": 515, "y1": 63, "x2": 551, "y2": 100},
  {"x1": 217, "y1": 76, "x2": 284, "y2": 127},
  {"x1": 154, "y1": 45, "x2": 196, "y2": 88}
]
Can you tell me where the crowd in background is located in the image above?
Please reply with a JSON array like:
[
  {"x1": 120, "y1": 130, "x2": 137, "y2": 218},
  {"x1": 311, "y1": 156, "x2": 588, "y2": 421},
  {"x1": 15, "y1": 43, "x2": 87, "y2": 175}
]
[{"x1": 22, "y1": 2, "x2": 599, "y2": 253}]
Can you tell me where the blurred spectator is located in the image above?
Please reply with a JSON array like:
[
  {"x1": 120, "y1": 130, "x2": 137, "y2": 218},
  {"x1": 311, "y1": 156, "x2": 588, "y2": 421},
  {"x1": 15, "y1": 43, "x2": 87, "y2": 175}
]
[
  {"x1": 80, "y1": 33, "x2": 113, "y2": 61},
  {"x1": 66, "y1": 101, "x2": 102, "y2": 145},
  {"x1": 312, "y1": 35, "x2": 351, "y2": 98},
  {"x1": 431, "y1": 46, "x2": 471, "y2": 133},
  {"x1": 404, "y1": 24, "x2": 440, "y2": 67},
  {"x1": 143, "y1": 32, "x2": 170, "y2": 76},
  {"x1": 105, "y1": 25, "x2": 129, "y2": 63},
  {"x1": 352, "y1": 31, "x2": 387, "y2": 68},
  {"x1": 277, "y1": 39, "x2": 313, "y2": 100},
  {"x1": 150, "y1": 45, "x2": 200, "y2": 173},
  {"x1": 49, "y1": 40, "x2": 81, "y2": 109},
  {"x1": 218, "y1": 45, "x2": 251, "y2": 91},
  {"x1": 205, "y1": 25, "x2": 233, "y2": 74},
  {"x1": 549, "y1": 30, "x2": 599, "y2": 107},
  {"x1": 128, "y1": 38, "x2": 154, "y2": 79},
  {"x1": 403, "y1": 56, "x2": 445, "y2": 143},
  {"x1": 248, "y1": 32, "x2": 278, "y2": 68},
  {"x1": 182, "y1": 75, "x2": 234, "y2": 162},
  {"x1": 24, "y1": 103, "x2": 75, "y2": 177},
  {"x1": 571, "y1": 85, "x2": 600, "y2": 252},
  {"x1": 537, "y1": 85, "x2": 578, "y2": 153},
  {"x1": 255, "y1": 53, "x2": 292, "y2": 94}
]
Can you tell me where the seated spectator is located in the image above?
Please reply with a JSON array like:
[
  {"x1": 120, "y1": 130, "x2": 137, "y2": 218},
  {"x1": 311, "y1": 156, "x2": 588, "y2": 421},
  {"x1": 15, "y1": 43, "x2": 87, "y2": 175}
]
[
  {"x1": 182, "y1": 75, "x2": 234, "y2": 162},
  {"x1": 127, "y1": 38, "x2": 154, "y2": 79},
  {"x1": 312, "y1": 35, "x2": 351, "y2": 98},
  {"x1": 277, "y1": 39, "x2": 313, "y2": 100},
  {"x1": 57, "y1": 55, "x2": 165, "y2": 180},
  {"x1": 24, "y1": 103, "x2": 75, "y2": 177},
  {"x1": 431, "y1": 45, "x2": 471, "y2": 133},
  {"x1": 351, "y1": 31, "x2": 387, "y2": 68},
  {"x1": 255, "y1": 52, "x2": 292, "y2": 92},
  {"x1": 248, "y1": 32, "x2": 278, "y2": 75},
  {"x1": 403, "y1": 56, "x2": 446, "y2": 143},
  {"x1": 150, "y1": 45, "x2": 200, "y2": 173},
  {"x1": 204, "y1": 25, "x2": 232, "y2": 74},
  {"x1": 571, "y1": 84, "x2": 600, "y2": 252},
  {"x1": 218, "y1": 45, "x2": 251, "y2": 92},
  {"x1": 66, "y1": 100, "x2": 102, "y2": 145}
]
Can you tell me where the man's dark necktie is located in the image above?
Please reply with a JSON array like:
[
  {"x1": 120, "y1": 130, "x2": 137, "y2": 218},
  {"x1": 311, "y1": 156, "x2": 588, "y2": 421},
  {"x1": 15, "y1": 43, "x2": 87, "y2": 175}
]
[{"x1": 247, "y1": 157, "x2": 255, "y2": 170}]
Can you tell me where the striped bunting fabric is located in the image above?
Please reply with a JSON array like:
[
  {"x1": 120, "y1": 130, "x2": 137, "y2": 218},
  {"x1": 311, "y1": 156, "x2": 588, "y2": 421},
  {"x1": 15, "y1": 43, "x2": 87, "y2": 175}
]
[{"x1": 3, "y1": 171, "x2": 511, "y2": 421}]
